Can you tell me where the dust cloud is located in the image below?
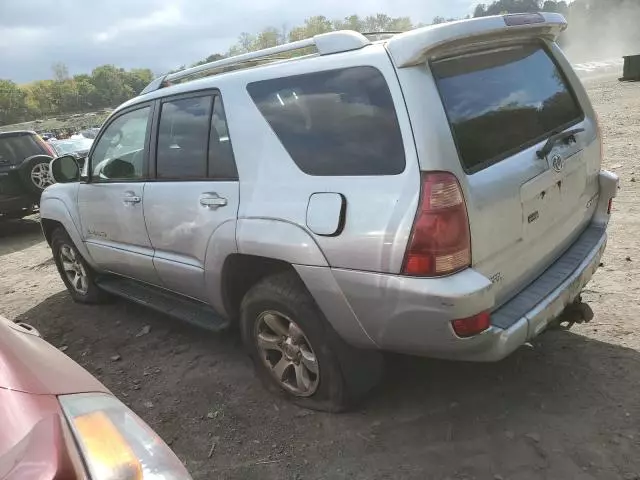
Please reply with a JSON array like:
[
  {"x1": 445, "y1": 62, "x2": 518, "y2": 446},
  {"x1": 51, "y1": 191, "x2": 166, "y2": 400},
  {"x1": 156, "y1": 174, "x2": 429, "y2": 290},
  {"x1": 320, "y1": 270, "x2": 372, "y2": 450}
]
[{"x1": 562, "y1": 0, "x2": 640, "y2": 62}]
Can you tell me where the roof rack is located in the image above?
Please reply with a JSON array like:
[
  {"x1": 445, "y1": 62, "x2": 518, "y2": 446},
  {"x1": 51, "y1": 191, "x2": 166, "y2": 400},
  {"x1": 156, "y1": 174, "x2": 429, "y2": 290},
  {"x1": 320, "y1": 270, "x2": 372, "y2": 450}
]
[
  {"x1": 360, "y1": 31, "x2": 403, "y2": 41},
  {"x1": 140, "y1": 30, "x2": 371, "y2": 95}
]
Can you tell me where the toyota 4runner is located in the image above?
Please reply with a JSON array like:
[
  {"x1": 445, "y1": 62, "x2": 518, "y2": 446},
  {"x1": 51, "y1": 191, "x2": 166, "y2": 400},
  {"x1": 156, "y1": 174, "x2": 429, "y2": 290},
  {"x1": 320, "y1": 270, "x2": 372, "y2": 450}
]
[{"x1": 41, "y1": 13, "x2": 619, "y2": 411}]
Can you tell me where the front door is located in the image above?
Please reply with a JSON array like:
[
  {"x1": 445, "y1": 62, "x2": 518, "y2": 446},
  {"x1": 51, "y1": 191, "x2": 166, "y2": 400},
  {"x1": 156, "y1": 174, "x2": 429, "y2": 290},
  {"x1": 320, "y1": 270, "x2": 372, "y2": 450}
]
[
  {"x1": 143, "y1": 93, "x2": 239, "y2": 302},
  {"x1": 78, "y1": 104, "x2": 160, "y2": 285}
]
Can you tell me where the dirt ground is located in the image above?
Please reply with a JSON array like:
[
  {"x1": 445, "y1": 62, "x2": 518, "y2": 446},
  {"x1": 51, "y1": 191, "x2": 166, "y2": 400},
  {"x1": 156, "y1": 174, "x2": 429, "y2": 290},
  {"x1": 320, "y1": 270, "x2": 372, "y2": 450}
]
[{"x1": 1, "y1": 75, "x2": 639, "y2": 480}]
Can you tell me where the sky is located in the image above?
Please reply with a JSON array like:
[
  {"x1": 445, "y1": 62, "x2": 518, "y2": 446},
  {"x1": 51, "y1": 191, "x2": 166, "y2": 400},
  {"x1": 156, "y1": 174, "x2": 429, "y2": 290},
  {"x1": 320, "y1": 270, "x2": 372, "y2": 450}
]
[{"x1": 0, "y1": 0, "x2": 474, "y2": 83}]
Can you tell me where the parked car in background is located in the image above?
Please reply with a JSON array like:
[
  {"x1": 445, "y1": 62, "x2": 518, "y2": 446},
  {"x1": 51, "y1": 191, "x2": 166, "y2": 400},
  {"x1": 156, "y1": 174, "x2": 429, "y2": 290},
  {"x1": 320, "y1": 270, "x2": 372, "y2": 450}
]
[
  {"x1": 0, "y1": 314, "x2": 192, "y2": 479},
  {"x1": 40, "y1": 132, "x2": 56, "y2": 141},
  {"x1": 80, "y1": 127, "x2": 101, "y2": 139},
  {"x1": 42, "y1": 13, "x2": 618, "y2": 412},
  {"x1": 49, "y1": 137, "x2": 93, "y2": 168},
  {"x1": 0, "y1": 131, "x2": 54, "y2": 219}
]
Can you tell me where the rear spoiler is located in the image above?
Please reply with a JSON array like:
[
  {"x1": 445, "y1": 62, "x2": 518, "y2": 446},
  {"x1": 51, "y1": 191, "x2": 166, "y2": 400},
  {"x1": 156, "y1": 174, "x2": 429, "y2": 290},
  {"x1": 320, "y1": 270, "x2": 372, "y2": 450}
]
[{"x1": 386, "y1": 12, "x2": 567, "y2": 68}]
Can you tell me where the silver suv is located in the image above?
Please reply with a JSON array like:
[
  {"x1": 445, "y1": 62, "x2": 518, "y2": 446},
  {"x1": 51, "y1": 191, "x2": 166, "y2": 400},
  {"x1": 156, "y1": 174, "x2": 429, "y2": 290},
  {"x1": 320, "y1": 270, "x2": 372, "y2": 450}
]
[{"x1": 42, "y1": 13, "x2": 618, "y2": 411}]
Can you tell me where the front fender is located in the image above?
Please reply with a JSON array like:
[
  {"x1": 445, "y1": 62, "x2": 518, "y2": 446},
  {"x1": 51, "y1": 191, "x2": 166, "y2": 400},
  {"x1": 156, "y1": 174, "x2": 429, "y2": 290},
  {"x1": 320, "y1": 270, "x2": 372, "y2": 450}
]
[{"x1": 39, "y1": 193, "x2": 96, "y2": 269}]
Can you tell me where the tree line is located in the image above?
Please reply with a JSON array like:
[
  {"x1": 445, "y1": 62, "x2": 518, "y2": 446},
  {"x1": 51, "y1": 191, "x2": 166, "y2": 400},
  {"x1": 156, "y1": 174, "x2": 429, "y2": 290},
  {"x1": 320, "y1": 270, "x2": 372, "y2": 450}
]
[
  {"x1": 1, "y1": 0, "x2": 637, "y2": 127},
  {"x1": 0, "y1": 65, "x2": 154, "y2": 126}
]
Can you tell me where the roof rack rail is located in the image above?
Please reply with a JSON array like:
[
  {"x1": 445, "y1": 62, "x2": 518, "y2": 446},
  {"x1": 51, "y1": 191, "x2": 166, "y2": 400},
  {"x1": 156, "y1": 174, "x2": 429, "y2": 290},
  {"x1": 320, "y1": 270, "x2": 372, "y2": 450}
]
[
  {"x1": 140, "y1": 30, "x2": 371, "y2": 95},
  {"x1": 360, "y1": 31, "x2": 403, "y2": 41}
]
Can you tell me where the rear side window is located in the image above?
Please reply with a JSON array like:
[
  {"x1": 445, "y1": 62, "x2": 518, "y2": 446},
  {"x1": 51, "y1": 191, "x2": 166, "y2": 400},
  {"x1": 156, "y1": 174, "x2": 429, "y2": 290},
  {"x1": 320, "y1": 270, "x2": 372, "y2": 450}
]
[
  {"x1": 247, "y1": 66, "x2": 405, "y2": 176},
  {"x1": 0, "y1": 134, "x2": 47, "y2": 164},
  {"x1": 209, "y1": 98, "x2": 238, "y2": 180},
  {"x1": 157, "y1": 96, "x2": 213, "y2": 179},
  {"x1": 432, "y1": 43, "x2": 583, "y2": 173}
]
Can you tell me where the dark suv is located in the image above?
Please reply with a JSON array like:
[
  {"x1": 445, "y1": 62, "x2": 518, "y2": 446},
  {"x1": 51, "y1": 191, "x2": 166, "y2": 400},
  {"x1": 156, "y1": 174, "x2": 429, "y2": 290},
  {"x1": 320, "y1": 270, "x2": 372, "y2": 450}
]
[{"x1": 0, "y1": 131, "x2": 54, "y2": 219}]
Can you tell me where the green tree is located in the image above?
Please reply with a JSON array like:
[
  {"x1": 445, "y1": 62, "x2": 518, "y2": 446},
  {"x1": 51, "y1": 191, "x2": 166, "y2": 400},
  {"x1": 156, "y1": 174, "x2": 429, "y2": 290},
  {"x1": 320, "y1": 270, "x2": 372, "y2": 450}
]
[
  {"x1": 253, "y1": 27, "x2": 282, "y2": 50},
  {"x1": 0, "y1": 80, "x2": 28, "y2": 124},
  {"x1": 123, "y1": 69, "x2": 154, "y2": 95},
  {"x1": 89, "y1": 65, "x2": 134, "y2": 108}
]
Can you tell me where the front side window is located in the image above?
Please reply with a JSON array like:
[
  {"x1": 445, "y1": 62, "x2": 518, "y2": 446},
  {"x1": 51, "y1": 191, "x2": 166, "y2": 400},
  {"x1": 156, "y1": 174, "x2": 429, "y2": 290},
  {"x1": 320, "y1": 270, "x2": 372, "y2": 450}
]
[
  {"x1": 91, "y1": 107, "x2": 150, "y2": 182},
  {"x1": 432, "y1": 43, "x2": 584, "y2": 173},
  {"x1": 156, "y1": 96, "x2": 213, "y2": 179},
  {"x1": 247, "y1": 66, "x2": 406, "y2": 176}
]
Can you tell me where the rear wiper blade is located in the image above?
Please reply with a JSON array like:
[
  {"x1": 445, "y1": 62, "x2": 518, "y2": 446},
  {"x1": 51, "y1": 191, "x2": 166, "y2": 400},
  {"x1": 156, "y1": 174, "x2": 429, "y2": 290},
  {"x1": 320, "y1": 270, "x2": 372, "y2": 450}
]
[{"x1": 536, "y1": 128, "x2": 585, "y2": 159}]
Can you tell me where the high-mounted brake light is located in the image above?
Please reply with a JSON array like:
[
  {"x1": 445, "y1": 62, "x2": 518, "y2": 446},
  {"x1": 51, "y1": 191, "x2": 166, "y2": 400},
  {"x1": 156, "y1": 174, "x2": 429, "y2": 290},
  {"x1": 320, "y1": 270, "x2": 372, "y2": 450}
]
[
  {"x1": 503, "y1": 13, "x2": 545, "y2": 26},
  {"x1": 402, "y1": 172, "x2": 471, "y2": 277}
]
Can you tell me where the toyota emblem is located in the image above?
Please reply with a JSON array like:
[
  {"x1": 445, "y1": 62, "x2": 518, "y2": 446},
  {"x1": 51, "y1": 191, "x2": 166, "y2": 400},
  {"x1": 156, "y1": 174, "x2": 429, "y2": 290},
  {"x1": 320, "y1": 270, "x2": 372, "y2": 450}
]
[{"x1": 551, "y1": 154, "x2": 565, "y2": 172}]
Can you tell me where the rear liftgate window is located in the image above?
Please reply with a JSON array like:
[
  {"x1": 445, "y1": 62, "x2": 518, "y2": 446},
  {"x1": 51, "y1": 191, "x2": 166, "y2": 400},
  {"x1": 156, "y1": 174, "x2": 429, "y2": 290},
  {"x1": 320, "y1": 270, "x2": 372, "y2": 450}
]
[
  {"x1": 432, "y1": 43, "x2": 584, "y2": 174},
  {"x1": 247, "y1": 66, "x2": 405, "y2": 176}
]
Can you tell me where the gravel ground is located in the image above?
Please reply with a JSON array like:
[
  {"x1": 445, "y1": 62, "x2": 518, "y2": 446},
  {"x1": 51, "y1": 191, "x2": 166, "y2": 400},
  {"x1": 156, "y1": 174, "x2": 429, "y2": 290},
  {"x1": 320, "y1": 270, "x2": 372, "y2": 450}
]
[{"x1": 1, "y1": 75, "x2": 639, "y2": 480}]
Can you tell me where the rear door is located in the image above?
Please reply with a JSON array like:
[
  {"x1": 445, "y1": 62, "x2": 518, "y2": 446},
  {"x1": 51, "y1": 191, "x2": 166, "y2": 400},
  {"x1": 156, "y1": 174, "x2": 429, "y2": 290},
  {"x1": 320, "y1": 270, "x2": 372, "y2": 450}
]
[
  {"x1": 429, "y1": 42, "x2": 600, "y2": 305},
  {"x1": 143, "y1": 92, "x2": 240, "y2": 302}
]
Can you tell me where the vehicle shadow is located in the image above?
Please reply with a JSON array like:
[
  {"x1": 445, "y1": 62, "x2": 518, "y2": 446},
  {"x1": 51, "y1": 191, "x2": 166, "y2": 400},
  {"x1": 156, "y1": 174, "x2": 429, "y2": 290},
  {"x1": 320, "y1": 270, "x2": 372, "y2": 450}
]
[
  {"x1": 0, "y1": 216, "x2": 43, "y2": 256},
  {"x1": 14, "y1": 292, "x2": 640, "y2": 480}
]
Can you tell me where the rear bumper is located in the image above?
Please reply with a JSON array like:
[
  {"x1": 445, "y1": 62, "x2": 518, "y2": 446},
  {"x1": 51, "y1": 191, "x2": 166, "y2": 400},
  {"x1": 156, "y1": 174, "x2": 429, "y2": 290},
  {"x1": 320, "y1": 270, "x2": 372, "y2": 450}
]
[
  {"x1": 0, "y1": 194, "x2": 34, "y2": 214},
  {"x1": 321, "y1": 224, "x2": 606, "y2": 361}
]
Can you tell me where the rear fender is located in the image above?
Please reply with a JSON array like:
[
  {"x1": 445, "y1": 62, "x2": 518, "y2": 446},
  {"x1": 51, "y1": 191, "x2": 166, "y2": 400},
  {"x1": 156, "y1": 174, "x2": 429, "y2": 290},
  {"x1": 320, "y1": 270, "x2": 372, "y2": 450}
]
[
  {"x1": 236, "y1": 219, "x2": 377, "y2": 347},
  {"x1": 236, "y1": 218, "x2": 328, "y2": 267},
  {"x1": 19, "y1": 154, "x2": 53, "y2": 171}
]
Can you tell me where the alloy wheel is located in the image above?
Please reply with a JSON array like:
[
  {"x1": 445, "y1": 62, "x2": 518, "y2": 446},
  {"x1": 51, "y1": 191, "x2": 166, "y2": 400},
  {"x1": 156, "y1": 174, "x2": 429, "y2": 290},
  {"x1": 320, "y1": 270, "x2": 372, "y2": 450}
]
[
  {"x1": 254, "y1": 311, "x2": 320, "y2": 396},
  {"x1": 31, "y1": 162, "x2": 55, "y2": 190},
  {"x1": 59, "y1": 244, "x2": 89, "y2": 295}
]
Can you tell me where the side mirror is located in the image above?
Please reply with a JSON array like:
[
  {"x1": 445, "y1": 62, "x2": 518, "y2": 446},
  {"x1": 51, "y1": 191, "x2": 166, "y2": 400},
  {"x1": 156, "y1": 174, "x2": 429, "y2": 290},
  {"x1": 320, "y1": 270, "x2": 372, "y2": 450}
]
[{"x1": 50, "y1": 155, "x2": 80, "y2": 183}]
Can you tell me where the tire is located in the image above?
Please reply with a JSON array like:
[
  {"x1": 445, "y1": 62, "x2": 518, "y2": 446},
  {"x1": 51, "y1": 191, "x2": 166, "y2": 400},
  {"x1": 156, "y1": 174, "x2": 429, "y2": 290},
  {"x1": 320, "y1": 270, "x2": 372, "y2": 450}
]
[
  {"x1": 20, "y1": 156, "x2": 54, "y2": 195},
  {"x1": 240, "y1": 271, "x2": 383, "y2": 412},
  {"x1": 51, "y1": 228, "x2": 109, "y2": 304}
]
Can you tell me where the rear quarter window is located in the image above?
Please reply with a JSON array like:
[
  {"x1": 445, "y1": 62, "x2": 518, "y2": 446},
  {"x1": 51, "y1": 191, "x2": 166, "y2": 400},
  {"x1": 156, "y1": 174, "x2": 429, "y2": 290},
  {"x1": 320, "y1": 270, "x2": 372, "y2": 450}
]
[
  {"x1": 432, "y1": 43, "x2": 583, "y2": 174},
  {"x1": 247, "y1": 66, "x2": 406, "y2": 176}
]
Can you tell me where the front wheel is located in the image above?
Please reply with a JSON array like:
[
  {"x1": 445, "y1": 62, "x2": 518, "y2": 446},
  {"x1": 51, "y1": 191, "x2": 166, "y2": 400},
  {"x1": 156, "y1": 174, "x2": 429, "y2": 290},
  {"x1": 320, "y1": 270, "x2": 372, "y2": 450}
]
[
  {"x1": 51, "y1": 228, "x2": 109, "y2": 304},
  {"x1": 240, "y1": 271, "x2": 383, "y2": 412}
]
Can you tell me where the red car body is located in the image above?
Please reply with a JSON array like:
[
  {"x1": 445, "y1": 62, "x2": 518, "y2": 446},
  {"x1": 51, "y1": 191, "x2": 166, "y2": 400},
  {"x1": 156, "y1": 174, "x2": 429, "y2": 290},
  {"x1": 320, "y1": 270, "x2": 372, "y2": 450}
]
[{"x1": 0, "y1": 315, "x2": 189, "y2": 479}]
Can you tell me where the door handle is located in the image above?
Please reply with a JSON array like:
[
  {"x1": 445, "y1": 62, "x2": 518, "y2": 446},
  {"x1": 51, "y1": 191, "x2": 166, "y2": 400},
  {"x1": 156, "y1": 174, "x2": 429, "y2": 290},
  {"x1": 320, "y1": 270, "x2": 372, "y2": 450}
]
[
  {"x1": 200, "y1": 193, "x2": 227, "y2": 209},
  {"x1": 122, "y1": 193, "x2": 141, "y2": 205}
]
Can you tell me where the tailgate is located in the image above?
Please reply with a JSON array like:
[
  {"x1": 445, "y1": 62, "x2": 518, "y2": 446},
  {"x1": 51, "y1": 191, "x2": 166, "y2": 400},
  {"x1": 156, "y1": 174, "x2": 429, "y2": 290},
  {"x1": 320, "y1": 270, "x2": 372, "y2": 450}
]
[
  {"x1": 429, "y1": 37, "x2": 600, "y2": 307},
  {"x1": 388, "y1": 13, "x2": 601, "y2": 306}
]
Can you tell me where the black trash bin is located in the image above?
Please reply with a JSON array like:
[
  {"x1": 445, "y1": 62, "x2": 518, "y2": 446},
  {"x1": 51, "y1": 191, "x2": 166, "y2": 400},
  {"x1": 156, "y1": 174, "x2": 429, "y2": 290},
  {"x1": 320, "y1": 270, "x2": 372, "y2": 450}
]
[{"x1": 620, "y1": 55, "x2": 640, "y2": 81}]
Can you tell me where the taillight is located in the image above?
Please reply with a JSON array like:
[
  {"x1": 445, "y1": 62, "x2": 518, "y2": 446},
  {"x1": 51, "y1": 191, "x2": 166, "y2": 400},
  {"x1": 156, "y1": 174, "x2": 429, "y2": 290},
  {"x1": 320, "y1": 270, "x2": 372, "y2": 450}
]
[
  {"x1": 402, "y1": 172, "x2": 471, "y2": 276},
  {"x1": 37, "y1": 135, "x2": 55, "y2": 157},
  {"x1": 451, "y1": 312, "x2": 491, "y2": 338}
]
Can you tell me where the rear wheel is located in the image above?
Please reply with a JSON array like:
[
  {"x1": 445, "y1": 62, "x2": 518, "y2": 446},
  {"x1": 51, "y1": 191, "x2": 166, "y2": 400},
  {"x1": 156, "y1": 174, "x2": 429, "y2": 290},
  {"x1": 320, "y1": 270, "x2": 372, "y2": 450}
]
[
  {"x1": 51, "y1": 228, "x2": 108, "y2": 303},
  {"x1": 240, "y1": 271, "x2": 383, "y2": 412}
]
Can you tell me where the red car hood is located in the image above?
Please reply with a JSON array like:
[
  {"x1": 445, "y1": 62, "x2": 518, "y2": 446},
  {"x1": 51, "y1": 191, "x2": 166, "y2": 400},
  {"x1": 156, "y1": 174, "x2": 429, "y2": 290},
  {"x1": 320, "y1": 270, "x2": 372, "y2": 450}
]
[{"x1": 0, "y1": 316, "x2": 109, "y2": 395}]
